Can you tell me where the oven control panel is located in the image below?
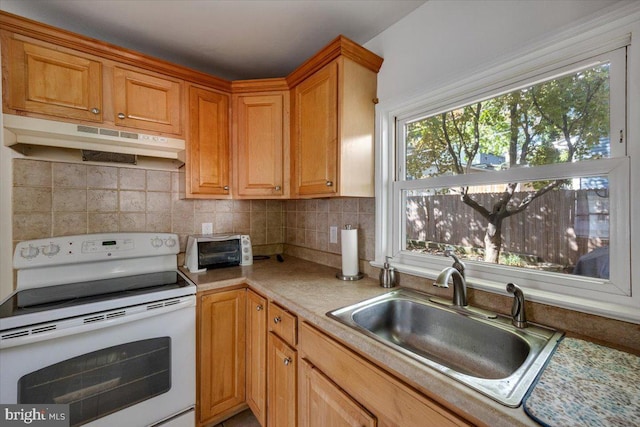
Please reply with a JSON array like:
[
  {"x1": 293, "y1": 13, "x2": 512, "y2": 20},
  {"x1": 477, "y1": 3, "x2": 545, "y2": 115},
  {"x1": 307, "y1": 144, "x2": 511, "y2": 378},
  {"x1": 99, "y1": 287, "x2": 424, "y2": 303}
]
[{"x1": 14, "y1": 233, "x2": 180, "y2": 269}]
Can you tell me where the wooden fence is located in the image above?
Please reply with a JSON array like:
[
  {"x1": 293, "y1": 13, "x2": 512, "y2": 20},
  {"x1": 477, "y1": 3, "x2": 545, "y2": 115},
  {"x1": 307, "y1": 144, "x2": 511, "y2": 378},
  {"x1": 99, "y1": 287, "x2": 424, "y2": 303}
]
[{"x1": 406, "y1": 189, "x2": 609, "y2": 267}]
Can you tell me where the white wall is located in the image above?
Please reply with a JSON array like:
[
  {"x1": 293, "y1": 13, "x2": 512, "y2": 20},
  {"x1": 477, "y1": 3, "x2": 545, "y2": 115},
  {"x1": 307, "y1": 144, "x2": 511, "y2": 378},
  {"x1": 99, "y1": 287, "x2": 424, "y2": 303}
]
[{"x1": 365, "y1": 0, "x2": 621, "y2": 104}]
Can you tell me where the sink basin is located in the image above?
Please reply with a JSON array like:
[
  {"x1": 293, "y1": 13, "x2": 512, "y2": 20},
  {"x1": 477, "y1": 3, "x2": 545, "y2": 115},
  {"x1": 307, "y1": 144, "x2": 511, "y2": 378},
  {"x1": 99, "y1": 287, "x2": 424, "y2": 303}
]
[{"x1": 327, "y1": 288, "x2": 564, "y2": 407}]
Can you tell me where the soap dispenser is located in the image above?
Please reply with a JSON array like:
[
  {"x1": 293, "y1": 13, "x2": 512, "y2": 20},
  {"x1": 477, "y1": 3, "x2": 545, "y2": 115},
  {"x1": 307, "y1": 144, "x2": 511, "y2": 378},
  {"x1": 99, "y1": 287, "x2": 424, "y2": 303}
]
[{"x1": 379, "y1": 256, "x2": 397, "y2": 288}]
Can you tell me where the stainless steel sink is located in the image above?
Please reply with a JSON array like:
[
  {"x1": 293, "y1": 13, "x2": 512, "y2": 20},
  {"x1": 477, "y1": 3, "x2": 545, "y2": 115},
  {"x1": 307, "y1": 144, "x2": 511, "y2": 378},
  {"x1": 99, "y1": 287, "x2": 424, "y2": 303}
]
[{"x1": 327, "y1": 288, "x2": 564, "y2": 407}]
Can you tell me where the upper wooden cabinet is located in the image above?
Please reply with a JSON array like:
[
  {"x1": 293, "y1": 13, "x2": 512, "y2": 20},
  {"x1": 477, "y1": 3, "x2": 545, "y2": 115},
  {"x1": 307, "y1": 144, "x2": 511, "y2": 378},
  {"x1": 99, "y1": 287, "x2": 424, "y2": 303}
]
[
  {"x1": 232, "y1": 80, "x2": 290, "y2": 198},
  {"x1": 290, "y1": 38, "x2": 382, "y2": 198},
  {"x1": 184, "y1": 84, "x2": 231, "y2": 198},
  {"x1": 113, "y1": 67, "x2": 182, "y2": 135},
  {"x1": 6, "y1": 38, "x2": 103, "y2": 122}
]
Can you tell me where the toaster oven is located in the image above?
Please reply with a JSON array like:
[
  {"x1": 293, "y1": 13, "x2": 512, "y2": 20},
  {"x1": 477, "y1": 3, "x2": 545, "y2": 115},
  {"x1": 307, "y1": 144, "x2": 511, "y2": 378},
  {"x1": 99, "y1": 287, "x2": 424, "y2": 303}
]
[{"x1": 184, "y1": 234, "x2": 252, "y2": 273}]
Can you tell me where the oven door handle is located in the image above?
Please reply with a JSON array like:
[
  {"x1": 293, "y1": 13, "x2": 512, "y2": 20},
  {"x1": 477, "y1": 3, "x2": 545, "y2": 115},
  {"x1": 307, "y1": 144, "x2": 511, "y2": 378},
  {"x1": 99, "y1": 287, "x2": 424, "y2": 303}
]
[{"x1": 0, "y1": 295, "x2": 195, "y2": 349}]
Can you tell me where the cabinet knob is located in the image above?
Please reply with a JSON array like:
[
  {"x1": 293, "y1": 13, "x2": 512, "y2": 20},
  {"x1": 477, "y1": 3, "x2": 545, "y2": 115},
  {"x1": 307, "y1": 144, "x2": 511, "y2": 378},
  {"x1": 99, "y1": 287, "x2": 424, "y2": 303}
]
[
  {"x1": 273, "y1": 316, "x2": 281, "y2": 324},
  {"x1": 274, "y1": 186, "x2": 281, "y2": 191},
  {"x1": 91, "y1": 107, "x2": 100, "y2": 115},
  {"x1": 283, "y1": 357, "x2": 292, "y2": 366},
  {"x1": 117, "y1": 112, "x2": 126, "y2": 119},
  {"x1": 326, "y1": 181, "x2": 333, "y2": 187},
  {"x1": 223, "y1": 185, "x2": 229, "y2": 191},
  {"x1": 256, "y1": 304, "x2": 263, "y2": 311}
]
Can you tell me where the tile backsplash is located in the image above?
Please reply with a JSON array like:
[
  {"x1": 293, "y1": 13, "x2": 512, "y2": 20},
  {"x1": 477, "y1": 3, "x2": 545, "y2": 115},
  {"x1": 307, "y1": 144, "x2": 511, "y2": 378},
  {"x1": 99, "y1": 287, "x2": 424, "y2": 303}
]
[
  {"x1": 12, "y1": 159, "x2": 284, "y2": 252},
  {"x1": 12, "y1": 158, "x2": 375, "y2": 261}
]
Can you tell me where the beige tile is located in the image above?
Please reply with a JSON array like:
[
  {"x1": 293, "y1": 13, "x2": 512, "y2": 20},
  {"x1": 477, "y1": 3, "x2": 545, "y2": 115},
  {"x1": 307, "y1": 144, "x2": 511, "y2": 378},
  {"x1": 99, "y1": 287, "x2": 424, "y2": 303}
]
[
  {"x1": 146, "y1": 212, "x2": 171, "y2": 232},
  {"x1": 251, "y1": 210, "x2": 267, "y2": 230},
  {"x1": 119, "y1": 168, "x2": 146, "y2": 190},
  {"x1": 317, "y1": 199, "x2": 330, "y2": 213},
  {"x1": 285, "y1": 200, "x2": 297, "y2": 211},
  {"x1": 306, "y1": 199, "x2": 318, "y2": 211},
  {"x1": 358, "y1": 213, "x2": 375, "y2": 238},
  {"x1": 329, "y1": 198, "x2": 342, "y2": 212},
  {"x1": 296, "y1": 211, "x2": 306, "y2": 229},
  {"x1": 53, "y1": 188, "x2": 87, "y2": 212},
  {"x1": 13, "y1": 159, "x2": 51, "y2": 187},
  {"x1": 250, "y1": 228, "x2": 267, "y2": 245},
  {"x1": 305, "y1": 229, "x2": 317, "y2": 249},
  {"x1": 305, "y1": 211, "x2": 317, "y2": 230},
  {"x1": 215, "y1": 212, "x2": 233, "y2": 233},
  {"x1": 171, "y1": 171, "x2": 183, "y2": 193},
  {"x1": 146, "y1": 192, "x2": 171, "y2": 212},
  {"x1": 267, "y1": 211, "x2": 283, "y2": 228},
  {"x1": 119, "y1": 190, "x2": 146, "y2": 212},
  {"x1": 316, "y1": 212, "x2": 328, "y2": 232},
  {"x1": 87, "y1": 165, "x2": 118, "y2": 189},
  {"x1": 343, "y1": 212, "x2": 358, "y2": 228},
  {"x1": 119, "y1": 213, "x2": 146, "y2": 231},
  {"x1": 54, "y1": 212, "x2": 87, "y2": 236},
  {"x1": 195, "y1": 199, "x2": 218, "y2": 213},
  {"x1": 285, "y1": 211, "x2": 297, "y2": 228},
  {"x1": 233, "y1": 212, "x2": 250, "y2": 234},
  {"x1": 172, "y1": 210, "x2": 194, "y2": 234},
  {"x1": 146, "y1": 170, "x2": 171, "y2": 192},
  {"x1": 251, "y1": 200, "x2": 267, "y2": 212},
  {"x1": 266, "y1": 225, "x2": 283, "y2": 244},
  {"x1": 53, "y1": 163, "x2": 87, "y2": 188},
  {"x1": 216, "y1": 200, "x2": 234, "y2": 212},
  {"x1": 359, "y1": 197, "x2": 375, "y2": 214},
  {"x1": 13, "y1": 187, "x2": 52, "y2": 212},
  {"x1": 194, "y1": 212, "x2": 216, "y2": 231},
  {"x1": 233, "y1": 200, "x2": 251, "y2": 212},
  {"x1": 88, "y1": 213, "x2": 119, "y2": 233},
  {"x1": 13, "y1": 212, "x2": 51, "y2": 240},
  {"x1": 284, "y1": 227, "x2": 296, "y2": 244},
  {"x1": 266, "y1": 200, "x2": 283, "y2": 212},
  {"x1": 342, "y1": 198, "x2": 359, "y2": 212},
  {"x1": 172, "y1": 198, "x2": 194, "y2": 215},
  {"x1": 87, "y1": 190, "x2": 118, "y2": 212},
  {"x1": 317, "y1": 231, "x2": 329, "y2": 252}
]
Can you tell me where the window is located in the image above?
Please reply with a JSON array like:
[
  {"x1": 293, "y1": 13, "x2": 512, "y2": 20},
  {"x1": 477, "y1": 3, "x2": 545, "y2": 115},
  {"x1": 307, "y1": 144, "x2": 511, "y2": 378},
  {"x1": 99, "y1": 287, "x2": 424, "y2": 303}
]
[{"x1": 377, "y1": 34, "x2": 638, "y2": 321}]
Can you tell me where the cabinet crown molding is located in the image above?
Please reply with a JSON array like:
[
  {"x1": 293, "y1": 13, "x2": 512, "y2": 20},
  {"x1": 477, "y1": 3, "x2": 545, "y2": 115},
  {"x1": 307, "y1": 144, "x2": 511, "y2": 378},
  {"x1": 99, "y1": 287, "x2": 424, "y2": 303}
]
[{"x1": 286, "y1": 35, "x2": 383, "y2": 88}]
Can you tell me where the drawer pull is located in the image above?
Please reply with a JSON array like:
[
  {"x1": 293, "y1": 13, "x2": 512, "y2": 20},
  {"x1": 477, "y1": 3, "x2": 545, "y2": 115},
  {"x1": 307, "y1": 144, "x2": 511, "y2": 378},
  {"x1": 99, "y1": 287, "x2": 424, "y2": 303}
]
[
  {"x1": 91, "y1": 108, "x2": 100, "y2": 115},
  {"x1": 117, "y1": 112, "x2": 126, "y2": 119},
  {"x1": 273, "y1": 316, "x2": 281, "y2": 324},
  {"x1": 326, "y1": 180, "x2": 334, "y2": 187},
  {"x1": 283, "y1": 357, "x2": 292, "y2": 366},
  {"x1": 256, "y1": 304, "x2": 263, "y2": 311}
]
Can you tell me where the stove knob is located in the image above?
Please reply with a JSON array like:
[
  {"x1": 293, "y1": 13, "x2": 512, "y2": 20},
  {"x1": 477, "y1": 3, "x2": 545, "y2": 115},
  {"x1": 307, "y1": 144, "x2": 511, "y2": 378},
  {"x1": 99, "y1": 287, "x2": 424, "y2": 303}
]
[
  {"x1": 151, "y1": 237, "x2": 164, "y2": 248},
  {"x1": 165, "y1": 237, "x2": 177, "y2": 248},
  {"x1": 42, "y1": 243, "x2": 60, "y2": 257},
  {"x1": 20, "y1": 245, "x2": 39, "y2": 259}
]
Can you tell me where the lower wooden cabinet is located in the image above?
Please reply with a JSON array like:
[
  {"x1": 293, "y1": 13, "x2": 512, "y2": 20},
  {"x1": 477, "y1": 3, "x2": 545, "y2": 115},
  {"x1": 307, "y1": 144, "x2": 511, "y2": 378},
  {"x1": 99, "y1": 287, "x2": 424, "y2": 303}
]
[
  {"x1": 268, "y1": 332, "x2": 297, "y2": 427},
  {"x1": 299, "y1": 359, "x2": 376, "y2": 427},
  {"x1": 298, "y1": 322, "x2": 472, "y2": 427},
  {"x1": 197, "y1": 289, "x2": 246, "y2": 426},
  {"x1": 246, "y1": 290, "x2": 267, "y2": 426}
]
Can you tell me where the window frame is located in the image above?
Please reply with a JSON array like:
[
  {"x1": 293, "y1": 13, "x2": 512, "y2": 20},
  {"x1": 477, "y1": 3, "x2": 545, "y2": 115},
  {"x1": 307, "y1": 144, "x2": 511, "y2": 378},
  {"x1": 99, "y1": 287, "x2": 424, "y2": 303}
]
[{"x1": 373, "y1": 10, "x2": 640, "y2": 323}]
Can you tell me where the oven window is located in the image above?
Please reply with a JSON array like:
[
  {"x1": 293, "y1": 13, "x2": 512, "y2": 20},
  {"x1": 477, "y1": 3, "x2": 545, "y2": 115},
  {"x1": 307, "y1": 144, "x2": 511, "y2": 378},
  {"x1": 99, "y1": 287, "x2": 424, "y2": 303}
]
[{"x1": 18, "y1": 338, "x2": 171, "y2": 426}]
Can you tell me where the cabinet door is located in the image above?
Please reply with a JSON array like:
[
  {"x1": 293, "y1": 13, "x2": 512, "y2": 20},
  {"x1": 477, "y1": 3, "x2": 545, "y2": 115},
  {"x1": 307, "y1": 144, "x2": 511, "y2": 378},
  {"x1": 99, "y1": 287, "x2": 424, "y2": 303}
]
[
  {"x1": 186, "y1": 85, "x2": 230, "y2": 196},
  {"x1": 234, "y1": 92, "x2": 288, "y2": 198},
  {"x1": 198, "y1": 290, "x2": 246, "y2": 425},
  {"x1": 246, "y1": 290, "x2": 267, "y2": 426},
  {"x1": 113, "y1": 67, "x2": 182, "y2": 134},
  {"x1": 293, "y1": 61, "x2": 338, "y2": 197},
  {"x1": 268, "y1": 332, "x2": 297, "y2": 427},
  {"x1": 299, "y1": 359, "x2": 376, "y2": 427},
  {"x1": 7, "y1": 39, "x2": 103, "y2": 122}
]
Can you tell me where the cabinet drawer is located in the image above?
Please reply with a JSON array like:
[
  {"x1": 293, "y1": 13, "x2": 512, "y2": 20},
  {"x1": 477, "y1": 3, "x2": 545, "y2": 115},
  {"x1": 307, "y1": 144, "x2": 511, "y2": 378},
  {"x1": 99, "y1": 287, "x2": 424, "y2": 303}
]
[{"x1": 268, "y1": 302, "x2": 297, "y2": 346}]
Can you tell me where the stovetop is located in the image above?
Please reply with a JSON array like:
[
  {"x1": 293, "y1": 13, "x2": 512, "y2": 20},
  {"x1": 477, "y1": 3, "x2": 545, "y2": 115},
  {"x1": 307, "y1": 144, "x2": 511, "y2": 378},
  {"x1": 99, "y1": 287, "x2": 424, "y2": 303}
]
[{"x1": 0, "y1": 270, "x2": 196, "y2": 331}]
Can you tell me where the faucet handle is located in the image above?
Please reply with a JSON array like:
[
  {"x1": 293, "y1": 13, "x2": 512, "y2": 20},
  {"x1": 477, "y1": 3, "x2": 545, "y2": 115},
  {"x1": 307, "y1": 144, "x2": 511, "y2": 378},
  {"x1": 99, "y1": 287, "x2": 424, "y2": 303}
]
[
  {"x1": 444, "y1": 248, "x2": 465, "y2": 278},
  {"x1": 506, "y1": 283, "x2": 528, "y2": 328}
]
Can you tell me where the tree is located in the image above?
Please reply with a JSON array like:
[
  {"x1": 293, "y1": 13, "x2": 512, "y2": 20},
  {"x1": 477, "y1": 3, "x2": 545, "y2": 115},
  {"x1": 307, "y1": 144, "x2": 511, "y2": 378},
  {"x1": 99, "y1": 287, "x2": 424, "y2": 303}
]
[{"x1": 406, "y1": 64, "x2": 610, "y2": 263}]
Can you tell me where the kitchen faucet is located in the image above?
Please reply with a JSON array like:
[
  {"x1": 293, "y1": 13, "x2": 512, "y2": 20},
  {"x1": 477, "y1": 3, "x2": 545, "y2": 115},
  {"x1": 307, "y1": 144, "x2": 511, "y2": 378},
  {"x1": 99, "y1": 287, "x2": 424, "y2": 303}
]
[
  {"x1": 506, "y1": 283, "x2": 528, "y2": 328},
  {"x1": 434, "y1": 267, "x2": 468, "y2": 307},
  {"x1": 444, "y1": 248, "x2": 465, "y2": 278}
]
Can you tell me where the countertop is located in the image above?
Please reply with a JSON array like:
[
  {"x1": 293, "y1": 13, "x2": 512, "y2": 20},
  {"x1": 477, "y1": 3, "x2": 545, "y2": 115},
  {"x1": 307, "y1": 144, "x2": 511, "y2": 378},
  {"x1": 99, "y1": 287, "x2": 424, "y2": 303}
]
[
  {"x1": 182, "y1": 255, "x2": 539, "y2": 427},
  {"x1": 184, "y1": 257, "x2": 640, "y2": 426}
]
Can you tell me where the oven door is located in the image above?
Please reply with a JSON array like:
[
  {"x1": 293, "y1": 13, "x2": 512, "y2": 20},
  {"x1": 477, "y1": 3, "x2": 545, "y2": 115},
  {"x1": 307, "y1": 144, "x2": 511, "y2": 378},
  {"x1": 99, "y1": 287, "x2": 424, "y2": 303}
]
[{"x1": 0, "y1": 297, "x2": 195, "y2": 427}]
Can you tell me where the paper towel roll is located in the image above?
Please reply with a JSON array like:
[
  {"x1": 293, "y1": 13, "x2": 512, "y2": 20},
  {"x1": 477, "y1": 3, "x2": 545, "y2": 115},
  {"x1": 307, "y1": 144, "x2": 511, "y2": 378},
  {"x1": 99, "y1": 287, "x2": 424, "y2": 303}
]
[{"x1": 341, "y1": 226, "x2": 359, "y2": 277}]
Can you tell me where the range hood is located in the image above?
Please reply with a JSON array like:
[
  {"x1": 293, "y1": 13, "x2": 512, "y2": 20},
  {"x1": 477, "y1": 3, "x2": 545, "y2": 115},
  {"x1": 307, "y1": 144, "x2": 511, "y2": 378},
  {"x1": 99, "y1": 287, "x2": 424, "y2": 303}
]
[{"x1": 3, "y1": 114, "x2": 185, "y2": 161}]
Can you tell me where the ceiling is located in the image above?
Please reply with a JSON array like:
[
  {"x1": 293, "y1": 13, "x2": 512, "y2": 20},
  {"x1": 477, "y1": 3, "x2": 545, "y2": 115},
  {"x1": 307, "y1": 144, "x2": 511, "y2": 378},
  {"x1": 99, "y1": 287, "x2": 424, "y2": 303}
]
[{"x1": 0, "y1": 0, "x2": 426, "y2": 81}]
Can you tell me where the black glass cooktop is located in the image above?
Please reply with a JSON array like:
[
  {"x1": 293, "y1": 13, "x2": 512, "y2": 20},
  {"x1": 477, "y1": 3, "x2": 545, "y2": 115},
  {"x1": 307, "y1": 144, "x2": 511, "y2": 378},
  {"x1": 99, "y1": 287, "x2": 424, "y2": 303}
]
[{"x1": 0, "y1": 271, "x2": 191, "y2": 320}]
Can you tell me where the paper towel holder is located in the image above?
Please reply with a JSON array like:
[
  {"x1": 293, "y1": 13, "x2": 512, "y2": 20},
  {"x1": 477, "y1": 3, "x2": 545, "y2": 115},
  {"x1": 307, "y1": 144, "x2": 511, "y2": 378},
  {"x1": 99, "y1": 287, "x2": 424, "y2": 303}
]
[{"x1": 336, "y1": 224, "x2": 364, "y2": 281}]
